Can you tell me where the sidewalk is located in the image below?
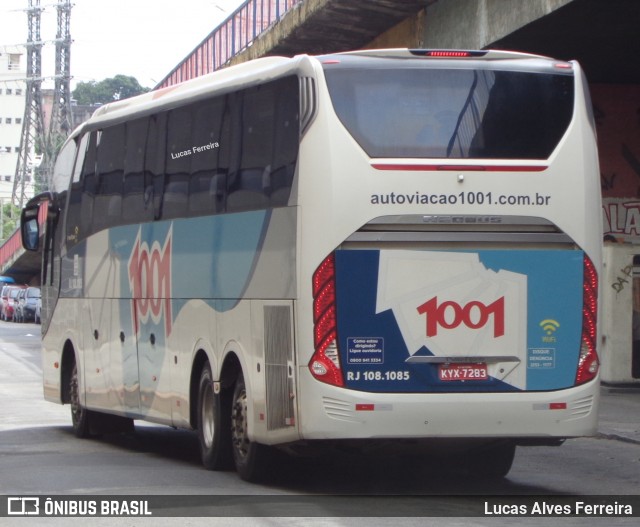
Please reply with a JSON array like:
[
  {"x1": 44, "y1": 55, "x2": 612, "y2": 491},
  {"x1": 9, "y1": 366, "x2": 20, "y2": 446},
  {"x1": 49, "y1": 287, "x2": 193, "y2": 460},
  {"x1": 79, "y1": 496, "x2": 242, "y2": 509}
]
[{"x1": 598, "y1": 384, "x2": 640, "y2": 444}]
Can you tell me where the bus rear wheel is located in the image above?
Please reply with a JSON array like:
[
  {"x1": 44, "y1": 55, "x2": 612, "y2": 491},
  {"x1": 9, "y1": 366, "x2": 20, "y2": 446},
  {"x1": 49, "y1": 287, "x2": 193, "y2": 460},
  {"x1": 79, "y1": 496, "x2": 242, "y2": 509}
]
[
  {"x1": 197, "y1": 363, "x2": 232, "y2": 470},
  {"x1": 465, "y1": 442, "x2": 516, "y2": 479},
  {"x1": 70, "y1": 362, "x2": 91, "y2": 438},
  {"x1": 231, "y1": 372, "x2": 271, "y2": 482}
]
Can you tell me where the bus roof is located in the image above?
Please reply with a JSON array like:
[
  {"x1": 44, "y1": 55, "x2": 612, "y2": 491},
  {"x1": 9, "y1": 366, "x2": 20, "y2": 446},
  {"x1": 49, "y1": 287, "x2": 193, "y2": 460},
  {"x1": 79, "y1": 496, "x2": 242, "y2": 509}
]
[{"x1": 66, "y1": 48, "x2": 574, "y2": 143}]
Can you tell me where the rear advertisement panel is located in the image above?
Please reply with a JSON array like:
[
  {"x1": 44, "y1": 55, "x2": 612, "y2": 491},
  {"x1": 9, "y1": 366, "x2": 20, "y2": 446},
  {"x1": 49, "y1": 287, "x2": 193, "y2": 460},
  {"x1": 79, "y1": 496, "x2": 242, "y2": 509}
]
[{"x1": 335, "y1": 249, "x2": 584, "y2": 393}]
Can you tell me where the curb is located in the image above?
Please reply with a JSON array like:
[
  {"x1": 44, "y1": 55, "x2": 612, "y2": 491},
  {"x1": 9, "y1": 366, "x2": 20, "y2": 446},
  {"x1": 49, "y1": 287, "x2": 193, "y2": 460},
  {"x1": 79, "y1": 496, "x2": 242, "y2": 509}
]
[{"x1": 596, "y1": 431, "x2": 640, "y2": 446}]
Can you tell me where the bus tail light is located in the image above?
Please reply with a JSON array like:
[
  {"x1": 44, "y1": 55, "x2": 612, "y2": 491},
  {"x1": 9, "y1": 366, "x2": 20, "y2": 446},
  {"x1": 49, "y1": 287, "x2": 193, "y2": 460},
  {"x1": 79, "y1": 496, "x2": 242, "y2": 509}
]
[
  {"x1": 310, "y1": 253, "x2": 344, "y2": 387},
  {"x1": 411, "y1": 49, "x2": 488, "y2": 58},
  {"x1": 576, "y1": 255, "x2": 599, "y2": 385}
]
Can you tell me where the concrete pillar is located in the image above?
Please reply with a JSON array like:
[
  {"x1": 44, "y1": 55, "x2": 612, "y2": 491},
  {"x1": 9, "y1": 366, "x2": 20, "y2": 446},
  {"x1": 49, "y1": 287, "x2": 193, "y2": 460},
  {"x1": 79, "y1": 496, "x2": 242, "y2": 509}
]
[
  {"x1": 362, "y1": 11, "x2": 426, "y2": 49},
  {"x1": 601, "y1": 244, "x2": 640, "y2": 384}
]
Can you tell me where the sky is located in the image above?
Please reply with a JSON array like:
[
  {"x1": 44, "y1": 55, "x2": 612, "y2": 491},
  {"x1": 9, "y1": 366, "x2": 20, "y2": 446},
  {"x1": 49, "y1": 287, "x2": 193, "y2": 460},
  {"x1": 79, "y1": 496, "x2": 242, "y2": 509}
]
[{"x1": 0, "y1": 0, "x2": 245, "y2": 89}]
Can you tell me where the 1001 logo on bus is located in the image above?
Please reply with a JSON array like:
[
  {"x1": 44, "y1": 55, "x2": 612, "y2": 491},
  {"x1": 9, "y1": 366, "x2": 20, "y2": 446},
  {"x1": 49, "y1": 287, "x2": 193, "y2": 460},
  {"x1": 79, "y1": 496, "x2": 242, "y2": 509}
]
[
  {"x1": 128, "y1": 227, "x2": 173, "y2": 337},
  {"x1": 416, "y1": 296, "x2": 505, "y2": 337}
]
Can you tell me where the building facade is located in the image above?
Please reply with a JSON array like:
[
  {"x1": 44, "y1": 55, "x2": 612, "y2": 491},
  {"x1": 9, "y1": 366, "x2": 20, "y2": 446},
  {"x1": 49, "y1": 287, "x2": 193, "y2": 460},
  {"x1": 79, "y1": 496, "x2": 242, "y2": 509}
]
[{"x1": 0, "y1": 46, "x2": 29, "y2": 204}]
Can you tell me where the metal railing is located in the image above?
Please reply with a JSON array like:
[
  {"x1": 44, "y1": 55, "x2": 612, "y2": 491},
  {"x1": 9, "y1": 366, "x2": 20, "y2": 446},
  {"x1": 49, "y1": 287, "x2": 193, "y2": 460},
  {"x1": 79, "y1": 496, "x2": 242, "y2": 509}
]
[
  {"x1": 0, "y1": 201, "x2": 46, "y2": 274},
  {"x1": 157, "y1": 0, "x2": 303, "y2": 89}
]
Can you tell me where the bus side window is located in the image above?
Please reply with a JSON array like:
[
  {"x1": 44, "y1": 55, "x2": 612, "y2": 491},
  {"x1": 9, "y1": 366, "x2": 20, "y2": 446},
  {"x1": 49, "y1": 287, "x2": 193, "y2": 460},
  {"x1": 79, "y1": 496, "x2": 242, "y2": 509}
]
[
  {"x1": 227, "y1": 84, "x2": 274, "y2": 212},
  {"x1": 65, "y1": 131, "x2": 97, "y2": 245},
  {"x1": 271, "y1": 76, "x2": 299, "y2": 206},
  {"x1": 162, "y1": 108, "x2": 191, "y2": 220},
  {"x1": 189, "y1": 98, "x2": 225, "y2": 216},
  {"x1": 123, "y1": 117, "x2": 151, "y2": 224},
  {"x1": 94, "y1": 125, "x2": 125, "y2": 233},
  {"x1": 145, "y1": 113, "x2": 167, "y2": 221},
  {"x1": 56, "y1": 136, "x2": 81, "y2": 247},
  {"x1": 226, "y1": 76, "x2": 299, "y2": 212}
]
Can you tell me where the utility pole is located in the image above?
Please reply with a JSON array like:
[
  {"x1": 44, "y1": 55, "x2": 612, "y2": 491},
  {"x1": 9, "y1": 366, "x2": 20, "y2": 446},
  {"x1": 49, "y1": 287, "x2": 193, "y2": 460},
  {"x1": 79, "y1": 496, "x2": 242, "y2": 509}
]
[
  {"x1": 12, "y1": 0, "x2": 73, "y2": 208},
  {"x1": 44, "y1": 0, "x2": 73, "y2": 189},
  {"x1": 12, "y1": 0, "x2": 45, "y2": 208}
]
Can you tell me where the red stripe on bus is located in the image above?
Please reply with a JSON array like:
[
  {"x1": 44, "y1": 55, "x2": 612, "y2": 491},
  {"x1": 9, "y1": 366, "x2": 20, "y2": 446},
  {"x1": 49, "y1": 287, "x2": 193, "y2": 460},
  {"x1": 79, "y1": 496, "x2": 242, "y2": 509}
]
[{"x1": 371, "y1": 164, "x2": 548, "y2": 172}]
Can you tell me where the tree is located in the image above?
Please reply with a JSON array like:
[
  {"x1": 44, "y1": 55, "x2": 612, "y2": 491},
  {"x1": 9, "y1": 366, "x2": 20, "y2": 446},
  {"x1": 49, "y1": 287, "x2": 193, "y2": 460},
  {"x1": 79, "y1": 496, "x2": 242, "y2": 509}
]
[
  {"x1": 1, "y1": 202, "x2": 21, "y2": 241},
  {"x1": 72, "y1": 75, "x2": 150, "y2": 105}
]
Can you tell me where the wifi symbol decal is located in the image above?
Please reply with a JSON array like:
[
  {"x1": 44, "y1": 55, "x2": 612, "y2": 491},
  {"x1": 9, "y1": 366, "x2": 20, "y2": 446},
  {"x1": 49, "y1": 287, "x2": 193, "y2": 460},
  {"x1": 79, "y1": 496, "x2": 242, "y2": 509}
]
[{"x1": 540, "y1": 319, "x2": 560, "y2": 335}]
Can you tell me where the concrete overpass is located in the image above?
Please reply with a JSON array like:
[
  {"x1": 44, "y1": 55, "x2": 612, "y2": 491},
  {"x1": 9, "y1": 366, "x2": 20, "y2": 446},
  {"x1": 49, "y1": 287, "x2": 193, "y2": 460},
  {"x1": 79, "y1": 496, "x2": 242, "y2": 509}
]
[
  {"x1": 158, "y1": 0, "x2": 640, "y2": 87},
  {"x1": 0, "y1": 204, "x2": 46, "y2": 285}
]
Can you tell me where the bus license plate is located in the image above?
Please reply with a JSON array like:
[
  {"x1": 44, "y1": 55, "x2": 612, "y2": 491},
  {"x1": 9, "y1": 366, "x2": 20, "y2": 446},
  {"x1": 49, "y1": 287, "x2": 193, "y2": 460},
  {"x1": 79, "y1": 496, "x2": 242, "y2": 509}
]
[{"x1": 439, "y1": 363, "x2": 488, "y2": 381}]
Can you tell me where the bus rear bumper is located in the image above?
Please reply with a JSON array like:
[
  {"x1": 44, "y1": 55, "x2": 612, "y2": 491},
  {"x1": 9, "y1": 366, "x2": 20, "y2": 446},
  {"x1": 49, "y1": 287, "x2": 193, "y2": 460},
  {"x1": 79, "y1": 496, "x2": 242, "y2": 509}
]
[{"x1": 297, "y1": 373, "x2": 600, "y2": 441}]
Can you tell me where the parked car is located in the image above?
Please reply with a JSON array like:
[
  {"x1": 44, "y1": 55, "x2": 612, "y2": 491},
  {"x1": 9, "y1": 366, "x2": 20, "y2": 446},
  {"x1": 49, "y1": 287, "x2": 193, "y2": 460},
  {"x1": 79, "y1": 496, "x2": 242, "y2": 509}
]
[
  {"x1": 0, "y1": 286, "x2": 11, "y2": 320},
  {"x1": 15, "y1": 287, "x2": 41, "y2": 323},
  {"x1": 14, "y1": 289, "x2": 26, "y2": 322},
  {"x1": 34, "y1": 296, "x2": 41, "y2": 324},
  {"x1": 2, "y1": 285, "x2": 27, "y2": 321}
]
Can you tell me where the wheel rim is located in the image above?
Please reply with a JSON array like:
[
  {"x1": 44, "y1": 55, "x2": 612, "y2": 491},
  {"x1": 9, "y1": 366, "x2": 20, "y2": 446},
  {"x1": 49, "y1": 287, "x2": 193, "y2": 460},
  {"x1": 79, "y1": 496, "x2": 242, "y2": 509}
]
[
  {"x1": 231, "y1": 386, "x2": 249, "y2": 461},
  {"x1": 201, "y1": 382, "x2": 215, "y2": 448}
]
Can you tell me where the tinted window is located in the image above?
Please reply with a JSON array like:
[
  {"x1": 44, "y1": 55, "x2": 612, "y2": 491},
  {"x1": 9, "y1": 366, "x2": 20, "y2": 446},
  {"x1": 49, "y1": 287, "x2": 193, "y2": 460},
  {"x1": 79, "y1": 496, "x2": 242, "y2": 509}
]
[
  {"x1": 145, "y1": 113, "x2": 168, "y2": 221},
  {"x1": 123, "y1": 118, "x2": 151, "y2": 223},
  {"x1": 324, "y1": 67, "x2": 574, "y2": 159},
  {"x1": 226, "y1": 76, "x2": 299, "y2": 211},
  {"x1": 66, "y1": 131, "x2": 97, "y2": 245},
  {"x1": 93, "y1": 125, "x2": 125, "y2": 232},
  {"x1": 157, "y1": 74, "x2": 298, "y2": 219},
  {"x1": 79, "y1": 132, "x2": 99, "y2": 238},
  {"x1": 51, "y1": 139, "x2": 77, "y2": 194},
  {"x1": 64, "y1": 75, "x2": 300, "y2": 243},
  {"x1": 189, "y1": 97, "x2": 226, "y2": 215}
]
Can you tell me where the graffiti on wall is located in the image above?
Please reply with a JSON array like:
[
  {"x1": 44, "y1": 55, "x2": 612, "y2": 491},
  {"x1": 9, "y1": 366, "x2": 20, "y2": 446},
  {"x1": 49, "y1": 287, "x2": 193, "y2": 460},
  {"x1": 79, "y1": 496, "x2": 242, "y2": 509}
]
[{"x1": 593, "y1": 84, "x2": 640, "y2": 242}]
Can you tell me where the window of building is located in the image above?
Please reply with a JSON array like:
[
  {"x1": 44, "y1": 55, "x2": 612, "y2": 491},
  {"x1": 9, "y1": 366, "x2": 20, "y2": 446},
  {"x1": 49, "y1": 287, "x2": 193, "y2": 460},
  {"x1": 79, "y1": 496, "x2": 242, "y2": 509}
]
[{"x1": 9, "y1": 54, "x2": 21, "y2": 71}]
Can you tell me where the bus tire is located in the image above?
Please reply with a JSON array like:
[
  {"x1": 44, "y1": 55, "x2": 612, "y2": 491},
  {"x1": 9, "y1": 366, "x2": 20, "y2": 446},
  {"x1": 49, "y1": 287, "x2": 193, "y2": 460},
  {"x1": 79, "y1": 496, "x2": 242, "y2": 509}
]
[
  {"x1": 197, "y1": 363, "x2": 233, "y2": 470},
  {"x1": 231, "y1": 372, "x2": 271, "y2": 482},
  {"x1": 68, "y1": 361, "x2": 133, "y2": 437},
  {"x1": 70, "y1": 362, "x2": 92, "y2": 438},
  {"x1": 466, "y1": 442, "x2": 516, "y2": 479}
]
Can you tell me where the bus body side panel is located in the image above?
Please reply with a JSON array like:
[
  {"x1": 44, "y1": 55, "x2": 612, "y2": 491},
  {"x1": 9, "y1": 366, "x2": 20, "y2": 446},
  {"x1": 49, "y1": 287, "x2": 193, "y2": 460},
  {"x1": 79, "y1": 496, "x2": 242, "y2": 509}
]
[
  {"x1": 41, "y1": 298, "x2": 87, "y2": 405},
  {"x1": 55, "y1": 206, "x2": 299, "y2": 440}
]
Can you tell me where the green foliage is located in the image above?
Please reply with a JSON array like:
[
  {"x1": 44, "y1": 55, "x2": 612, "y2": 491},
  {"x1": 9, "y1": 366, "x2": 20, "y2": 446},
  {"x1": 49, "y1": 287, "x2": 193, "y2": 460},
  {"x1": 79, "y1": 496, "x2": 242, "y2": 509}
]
[
  {"x1": 1, "y1": 202, "x2": 21, "y2": 241},
  {"x1": 72, "y1": 75, "x2": 150, "y2": 105}
]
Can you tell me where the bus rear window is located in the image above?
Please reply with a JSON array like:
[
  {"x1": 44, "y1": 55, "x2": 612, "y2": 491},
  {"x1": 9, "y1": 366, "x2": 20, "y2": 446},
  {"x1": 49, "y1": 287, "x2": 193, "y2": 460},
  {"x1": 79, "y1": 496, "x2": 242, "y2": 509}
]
[{"x1": 324, "y1": 67, "x2": 574, "y2": 160}]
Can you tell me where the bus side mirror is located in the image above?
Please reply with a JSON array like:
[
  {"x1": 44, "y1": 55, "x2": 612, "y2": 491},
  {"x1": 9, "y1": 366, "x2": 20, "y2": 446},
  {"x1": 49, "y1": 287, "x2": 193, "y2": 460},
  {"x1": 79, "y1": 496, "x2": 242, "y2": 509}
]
[
  {"x1": 21, "y1": 206, "x2": 40, "y2": 252},
  {"x1": 20, "y1": 191, "x2": 59, "y2": 252}
]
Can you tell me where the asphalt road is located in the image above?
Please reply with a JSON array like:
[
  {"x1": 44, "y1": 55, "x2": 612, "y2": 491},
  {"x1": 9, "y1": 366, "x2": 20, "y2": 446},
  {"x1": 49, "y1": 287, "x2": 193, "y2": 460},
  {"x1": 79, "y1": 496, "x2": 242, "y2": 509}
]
[{"x1": 1, "y1": 322, "x2": 639, "y2": 526}]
